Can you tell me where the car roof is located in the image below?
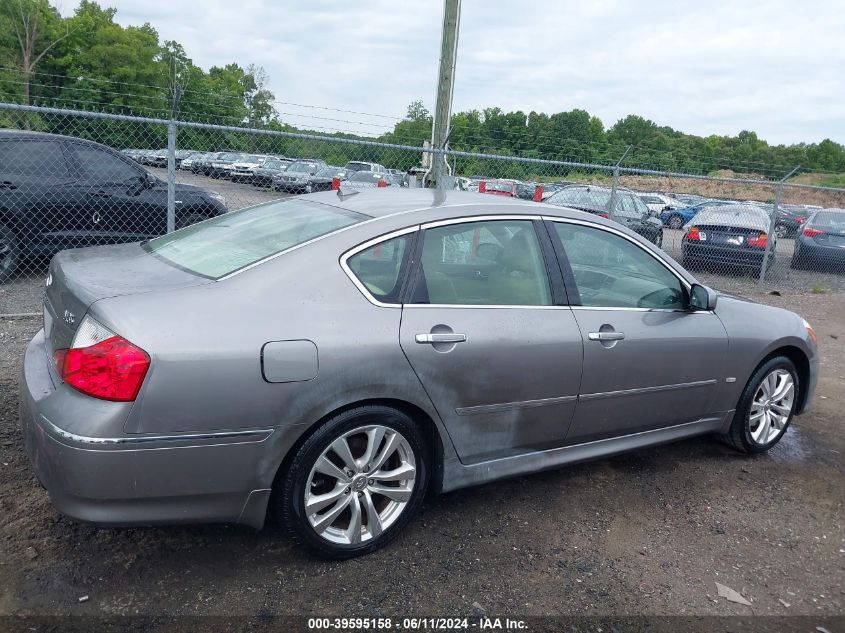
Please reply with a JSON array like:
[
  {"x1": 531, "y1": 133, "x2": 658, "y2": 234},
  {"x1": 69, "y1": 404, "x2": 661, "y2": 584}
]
[
  {"x1": 305, "y1": 188, "x2": 619, "y2": 224},
  {"x1": 0, "y1": 129, "x2": 95, "y2": 143}
]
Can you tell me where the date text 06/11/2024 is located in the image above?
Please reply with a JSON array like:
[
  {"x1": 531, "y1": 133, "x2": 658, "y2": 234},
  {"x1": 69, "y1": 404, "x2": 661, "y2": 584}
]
[{"x1": 307, "y1": 617, "x2": 529, "y2": 631}]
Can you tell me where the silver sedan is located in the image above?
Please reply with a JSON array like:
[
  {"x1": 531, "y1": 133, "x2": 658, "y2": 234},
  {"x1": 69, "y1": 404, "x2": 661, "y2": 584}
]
[{"x1": 19, "y1": 189, "x2": 818, "y2": 559}]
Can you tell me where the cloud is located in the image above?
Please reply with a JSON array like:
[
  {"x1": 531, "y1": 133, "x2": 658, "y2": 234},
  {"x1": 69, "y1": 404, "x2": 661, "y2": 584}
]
[{"x1": 59, "y1": 0, "x2": 845, "y2": 144}]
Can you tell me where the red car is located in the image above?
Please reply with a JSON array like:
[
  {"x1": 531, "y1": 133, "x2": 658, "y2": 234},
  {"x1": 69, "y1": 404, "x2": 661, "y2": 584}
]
[{"x1": 479, "y1": 179, "x2": 517, "y2": 196}]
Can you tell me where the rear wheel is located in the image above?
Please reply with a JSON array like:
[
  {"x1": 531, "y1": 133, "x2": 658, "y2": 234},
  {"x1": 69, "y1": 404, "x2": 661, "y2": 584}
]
[
  {"x1": 0, "y1": 223, "x2": 21, "y2": 283},
  {"x1": 668, "y1": 215, "x2": 684, "y2": 229},
  {"x1": 277, "y1": 406, "x2": 429, "y2": 559},
  {"x1": 720, "y1": 356, "x2": 798, "y2": 453}
]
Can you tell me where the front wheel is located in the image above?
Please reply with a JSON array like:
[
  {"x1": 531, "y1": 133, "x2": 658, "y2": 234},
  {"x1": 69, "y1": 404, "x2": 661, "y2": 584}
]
[
  {"x1": 720, "y1": 356, "x2": 799, "y2": 453},
  {"x1": 668, "y1": 215, "x2": 684, "y2": 230},
  {"x1": 277, "y1": 406, "x2": 429, "y2": 559}
]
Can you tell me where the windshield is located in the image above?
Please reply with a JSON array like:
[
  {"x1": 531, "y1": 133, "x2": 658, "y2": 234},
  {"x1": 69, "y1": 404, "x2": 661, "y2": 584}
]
[
  {"x1": 346, "y1": 162, "x2": 373, "y2": 172},
  {"x1": 238, "y1": 154, "x2": 263, "y2": 163},
  {"x1": 316, "y1": 166, "x2": 343, "y2": 178},
  {"x1": 287, "y1": 162, "x2": 316, "y2": 173},
  {"x1": 547, "y1": 187, "x2": 611, "y2": 210},
  {"x1": 146, "y1": 199, "x2": 365, "y2": 278},
  {"x1": 263, "y1": 160, "x2": 285, "y2": 169},
  {"x1": 217, "y1": 152, "x2": 241, "y2": 161},
  {"x1": 813, "y1": 211, "x2": 845, "y2": 226}
]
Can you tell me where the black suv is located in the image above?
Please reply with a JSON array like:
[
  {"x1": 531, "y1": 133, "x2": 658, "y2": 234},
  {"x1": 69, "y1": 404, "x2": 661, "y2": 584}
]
[{"x1": 0, "y1": 130, "x2": 228, "y2": 282}]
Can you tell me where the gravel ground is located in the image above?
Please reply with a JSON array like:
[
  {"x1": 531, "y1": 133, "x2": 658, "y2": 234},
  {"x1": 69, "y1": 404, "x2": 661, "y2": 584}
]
[{"x1": 0, "y1": 289, "x2": 843, "y2": 621}]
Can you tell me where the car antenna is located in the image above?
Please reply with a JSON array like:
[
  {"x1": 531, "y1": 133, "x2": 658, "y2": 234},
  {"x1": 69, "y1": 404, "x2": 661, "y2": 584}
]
[{"x1": 337, "y1": 187, "x2": 360, "y2": 201}]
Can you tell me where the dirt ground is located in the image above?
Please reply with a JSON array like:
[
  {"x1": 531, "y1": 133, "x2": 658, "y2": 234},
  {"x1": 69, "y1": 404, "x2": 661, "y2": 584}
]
[{"x1": 0, "y1": 290, "x2": 843, "y2": 623}]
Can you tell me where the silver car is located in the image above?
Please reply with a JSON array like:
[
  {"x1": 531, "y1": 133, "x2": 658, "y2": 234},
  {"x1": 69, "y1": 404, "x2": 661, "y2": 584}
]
[{"x1": 19, "y1": 189, "x2": 818, "y2": 559}]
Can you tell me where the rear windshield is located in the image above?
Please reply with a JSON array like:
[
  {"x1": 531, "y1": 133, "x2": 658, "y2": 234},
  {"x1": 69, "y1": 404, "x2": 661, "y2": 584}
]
[
  {"x1": 812, "y1": 211, "x2": 845, "y2": 226},
  {"x1": 146, "y1": 199, "x2": 366, "y2": 278}
]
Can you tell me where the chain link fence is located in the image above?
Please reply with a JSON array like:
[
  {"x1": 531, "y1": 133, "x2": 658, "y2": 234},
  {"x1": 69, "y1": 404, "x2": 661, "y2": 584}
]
[{"x1": 2, "y1": 102, "x2": 845, "y2": 314}]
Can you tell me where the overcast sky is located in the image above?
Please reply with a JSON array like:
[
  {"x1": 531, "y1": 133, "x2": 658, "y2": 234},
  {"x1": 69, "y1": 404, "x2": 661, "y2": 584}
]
[{"x1": 60, "y1": 0, "x2": 845, "y2": 145}]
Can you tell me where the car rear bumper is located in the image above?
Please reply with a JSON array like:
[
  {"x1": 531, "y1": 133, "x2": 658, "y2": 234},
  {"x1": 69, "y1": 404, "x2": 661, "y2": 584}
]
[
  {"x1": 795, "y1": 240, "x2": 845, "y2": 263},
  {"x1": 683, "y1": 242, "x2": 772, "y2": 268},
  {"x1": 18, "y1": 329, "x2": 303, "y2": 529}
]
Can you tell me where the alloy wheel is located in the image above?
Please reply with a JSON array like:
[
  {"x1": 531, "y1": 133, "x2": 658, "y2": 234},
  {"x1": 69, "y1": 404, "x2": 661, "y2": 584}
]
[
  {"x1": 748, "y1": 369, "x2": 795, "y2": 445},
  {"x1": 304, "y1": 425, "x2": 416, "y2": 545}
]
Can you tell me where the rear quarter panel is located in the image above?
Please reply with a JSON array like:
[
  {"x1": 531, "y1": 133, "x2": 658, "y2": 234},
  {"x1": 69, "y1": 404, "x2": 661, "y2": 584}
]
[{"x1": 89, "y1": 225, "x2": 454, "y2": 456}]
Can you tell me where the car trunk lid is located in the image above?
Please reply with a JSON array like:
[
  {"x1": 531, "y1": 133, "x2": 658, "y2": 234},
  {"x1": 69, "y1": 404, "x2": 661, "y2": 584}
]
[
  {"x1": 44, "y1": 242, "x2": 210, "y2": 355},
  {"x1": 694, "y1": 224, "x2": 764, "y2": 248}
]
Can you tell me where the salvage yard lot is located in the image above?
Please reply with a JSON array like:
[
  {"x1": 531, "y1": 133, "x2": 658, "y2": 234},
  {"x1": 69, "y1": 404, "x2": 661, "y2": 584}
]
[{"x1": 0, "y1": 289, "x2": 843, "y2": 617}]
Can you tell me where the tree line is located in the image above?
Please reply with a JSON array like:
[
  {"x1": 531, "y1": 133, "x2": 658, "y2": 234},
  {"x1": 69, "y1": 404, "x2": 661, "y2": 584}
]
[{"x1": 1, "y1": 0, "x2": 844, "y2": 182}]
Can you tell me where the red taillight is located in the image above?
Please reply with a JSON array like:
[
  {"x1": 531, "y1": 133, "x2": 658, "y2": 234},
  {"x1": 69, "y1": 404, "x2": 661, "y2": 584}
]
[
  {"x1": 478, "y1": 181, "x2": 487, "y2": 193},
  {"x1": 58, "y1": 335, "x2": 150, "y2": 402},
  {"x1": 687, "y1": 226, "x2": 701, "y2": 241},
  {"x1": 803, "y1": 227, "x2": 825, "y2": 238},
  {"x1": 796, "y1": 216, "x2": 806, "y2": 225},
  {"x1": 748, "y1": 233, "x2": 768, "y2": 248}
]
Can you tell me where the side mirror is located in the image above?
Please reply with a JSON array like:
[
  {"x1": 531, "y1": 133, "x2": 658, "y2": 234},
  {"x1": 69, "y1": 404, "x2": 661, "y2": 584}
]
[{"x1": 689, "y1": 283, "x2": 717, "y2": 311}]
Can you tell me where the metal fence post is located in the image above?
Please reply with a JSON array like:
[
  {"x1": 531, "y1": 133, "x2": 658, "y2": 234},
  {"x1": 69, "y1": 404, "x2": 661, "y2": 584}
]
[
  {"x1": 607, "y1": 146, "x2": 631, "y2": 222},
  {"x1": 166, "y1": 120, "x2": 177, "y2": 233},
  {"x1": 758, "y1": 165, "x2": 800, "y2": 286}
]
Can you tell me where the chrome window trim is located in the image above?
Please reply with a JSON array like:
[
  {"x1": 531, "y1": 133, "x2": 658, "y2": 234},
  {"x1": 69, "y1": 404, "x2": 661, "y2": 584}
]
[
  {"x1": 420, "y1": 214, "x2": 544, "y2": 229},
  {"x1": 340, "y1": 225, "x2": 420, "y2": 308}
]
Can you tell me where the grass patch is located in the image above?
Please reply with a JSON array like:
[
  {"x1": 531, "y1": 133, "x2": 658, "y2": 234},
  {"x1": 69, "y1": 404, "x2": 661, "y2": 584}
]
[{"x1": 810, "y1": 282, "x2": 827, "y2": 294}]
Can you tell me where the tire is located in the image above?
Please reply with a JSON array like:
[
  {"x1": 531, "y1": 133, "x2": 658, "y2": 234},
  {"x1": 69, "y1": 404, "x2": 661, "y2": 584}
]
[
  {"x1": 668, "y1": 215, "x2": 684, "y2": 230},
  {"x1": 719, "y1": 356, "x2": 799, "y2": 454},
  {"x1": 175, "y1": 212, "x2": 207, "y2": 230},
  {"x1": 775, "y1": 224, "x2": 788, "y2": 239},
  {"x1": 790, "y1": 247, "x2": 808, "y2": 270},
  {"x1": 654, "y1": 231, "x2": 663, "y2": 248},
  {"x1": 276, "y1": 406, "x2": 429, "y2": 559},
  {"x1": 0, "y1": 223, "x2": 21, "y2": 283}
]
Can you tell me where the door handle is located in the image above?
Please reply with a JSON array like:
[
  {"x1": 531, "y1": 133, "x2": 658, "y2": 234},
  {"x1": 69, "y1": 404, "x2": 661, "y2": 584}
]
[
  {"x1": 588, "y1": 331, "x2": 625, "y2": 341},
  {"x1": 415, "y1": 333, "x2": 467, "y2": 344}
]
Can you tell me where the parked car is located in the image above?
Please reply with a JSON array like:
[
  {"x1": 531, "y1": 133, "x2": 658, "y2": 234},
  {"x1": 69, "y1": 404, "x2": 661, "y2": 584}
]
[
  {"x1": 673, "y1": 193, "x2": 708, "y2": 206},
  {"x1": 681, "y1": 204, "x2": 775, "y2": 271},
  {"x1": 345, "y1": 160, "x2": 387, "y2": 174},
  {"x1": 306, "y1": 166, "x2": 348, "y2": 192},
  {"x1": 545, "y1": 185, "x2": 663, "y2": 245},
  {"x1": 192, "y1": 152, "x2": 219, "y2": 175},
  {"x1": 229, "y1": 154, "x2": 269, "y2": 183},
  {"x1": 345, "y1": 170, "x2": 392, "y2": 188},
  {"x1": 480, "y1": 179, "x2": 517, "y2": 196},
  {"x1": 638, "y1": 193, "x2": 683, "y2": 214},
  {"x1": 208, "y1": 152, "x2": 244, "y2": 179},
  {"x1": 178, "y1": 151, "x2": 204, "y2": 172},
  {"x1": 661, "y1": 199, "x2": 740, "y2": 229},
  {"x1": 0, "y1": 130, "x2": 228, "y2": 282},
  {"x1": 273, "y1": 159, "x2": 326, "y2": 192},
  {"x1": 791, "y1": 209, "x2": 845, "y2": 270},
  {"x1": 775, "y1": 204, "x2": 810, "y2": 238},
  {"x1": 19, "y1": 189, "x2": 817, "y2": 559},
  {"x1": 514, "y1": 182, "x2": 541, "y2": 200},
  {"x1": 253, "y1": 157, "x2": 292, "y2": 188}
]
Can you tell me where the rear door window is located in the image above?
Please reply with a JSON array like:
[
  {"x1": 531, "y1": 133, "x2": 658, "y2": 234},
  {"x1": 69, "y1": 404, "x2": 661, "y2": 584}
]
[{"x1": 410, "y1": 219, "x2": 552, "y2": 306}]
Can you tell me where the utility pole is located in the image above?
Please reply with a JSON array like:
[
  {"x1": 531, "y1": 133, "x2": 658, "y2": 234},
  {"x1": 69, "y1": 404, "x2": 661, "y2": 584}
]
[{"x1": 430, "y1": 0, "x2": 461, "y2": 190}]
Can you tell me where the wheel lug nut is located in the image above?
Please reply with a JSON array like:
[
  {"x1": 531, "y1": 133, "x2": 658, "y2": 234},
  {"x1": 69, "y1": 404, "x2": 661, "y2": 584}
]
[
  {"x1": 344, "y1": 487, "x2": 351, "y2": 494},
  {"x1": 368, "y1": 479, "x2": 374, "y2": 485},
  {"x1": 363, "y1": 465, "x2": 369, "y2": 473},
  {"x1": 346, "y1": 469, "x2": 354, "y2": 477}
]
